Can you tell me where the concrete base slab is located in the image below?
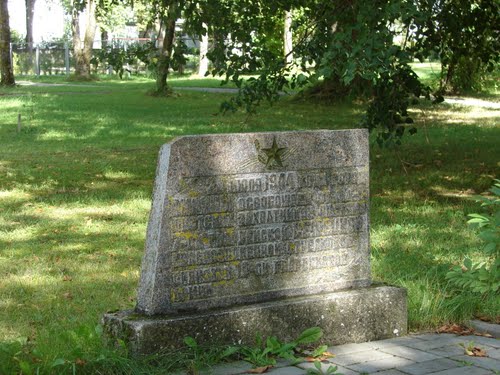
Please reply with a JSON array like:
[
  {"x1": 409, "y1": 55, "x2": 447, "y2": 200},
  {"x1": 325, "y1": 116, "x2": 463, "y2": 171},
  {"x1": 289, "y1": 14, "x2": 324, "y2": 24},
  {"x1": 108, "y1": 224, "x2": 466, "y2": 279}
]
[{"x1": 102, "y1": 285, "x2": 407, "y2": 356}]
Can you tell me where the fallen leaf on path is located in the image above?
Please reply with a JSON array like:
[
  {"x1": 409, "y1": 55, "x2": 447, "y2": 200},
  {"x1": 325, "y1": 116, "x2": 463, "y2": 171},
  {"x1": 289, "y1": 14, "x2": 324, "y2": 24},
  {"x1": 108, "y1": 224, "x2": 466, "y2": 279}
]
[
  {"x1": 476, "y1": 315, "x2": 500, "y2": 324},
  {"x1": 475, "y1": 332, "x2": 493, "y2": 338},
  {"x1": 305, "y1": 351, "x2": 335, "y2": 362},
  {"x1": 465, "y1": 347, "x2": 488, "y2": 357},
  {"x1": 246, "y1": 365, "x2": 273, "y2": 373},
  {"x1": 437, "y1": 323, "x2": 493, "y2": 337},
  {"x1": 436, "y1": 324, "x2": 474, "y2": 335}
]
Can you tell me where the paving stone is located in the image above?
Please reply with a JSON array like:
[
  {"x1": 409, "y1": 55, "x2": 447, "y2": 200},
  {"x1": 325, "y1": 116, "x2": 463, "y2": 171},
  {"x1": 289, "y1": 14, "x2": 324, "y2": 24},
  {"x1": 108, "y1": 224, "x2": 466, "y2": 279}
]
[
  {"x1": 379, "y1": 346, "x2": 441, "y2": 362},
  {"x1": 198, "y1": 334, "x2": 499, "y2": 375},
  {"x1": 368, "y1": 336, "x2": 425, "y2": 349},
  {"x1": 451, "y1": 354, "x2": 500, "y2": 371},
  {"x1": 405, "y1": 336, "x2": 465, "y2": 351},
  {"x1": 429, "y1": 365, "x2": 494, "y2": 375},
  {"x1": 397, "y1": 358, "x2": 462, "y2": 375},
  {"x1": 471, "y1": 336, "x2": 500, "y2": 349},
  {"x1": 328, "y1": 342, "x2": 380, "y2": 355},
  {"x1": 411, "y1": 333, "x2": 457, "y2": 341},
  {"x1": 329, "y1": 349, "x2": 394, "y2": 366},
  {"x1": 347, "y1": 356, "x2": 414, "y2": 373},
  {"x1": 267, "y1": 366, "x2": 306, "y2": 374},
  {"x1": 488, "y1": 348, "x2": 500, "y2": 360},
  {"x1": 274, "y1": 358, "x2": 296, "y2": 368},
  {"x1": 201, "y1": 360, "x2": 253, "y2": 375},
  {"x1": 297, "y1": 361, "x2": 359, "y2": 375},
  {"x1": 373, "y1": 370, "x2": 408, "y2": 375},
  {"x1": 430, "y1": 344, "x2": 466, "y2": 358},
  {"x1": 470, "y1": 320, "x2": 500, "y2": 339}
]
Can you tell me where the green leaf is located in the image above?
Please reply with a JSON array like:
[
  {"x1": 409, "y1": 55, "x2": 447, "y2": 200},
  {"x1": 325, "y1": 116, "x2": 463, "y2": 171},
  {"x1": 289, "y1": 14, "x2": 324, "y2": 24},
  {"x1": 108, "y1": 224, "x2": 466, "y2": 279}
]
[
  {"x1": 52, "y1": 358, "x2": 66, "y2": 368},
  {"x1": 483, "y1": 242, "x2": 496, "y2": 254},
  {"x1": 183, "y1": 336, "x2": 197, "y2": 349},
  {"x1": 296, "y1": 73, "x2": 308, "y2": 85},
  {"x1": 95, "y1": 324, "x2": 103, "y2": 336},
  {"x1": 295, "y1": 327, "x2": 323, "y2": 345},
  {"x1": 312, "y1": 344, "x2": 328, "y2": 357},
  {"x1": 19, "y1": 361, "x2": 33, "y2": 375},
  {"x1": 221, "y1": 346, "x2": 239, "y2": 359},
  {"x1": 490, "y1": 186, "x2": 500, "y2": 196},
  {"x1": 478, "y1": 230, "x2": 497, "y2": 243},
  {"x1": 468, "y1": 213, "x2": 488, "y2": 219},
  {"x1": 116, "y1": 339, "x2": 127, "y2": 350},
  {"x1": 275, "y1": 342, "x2": 296, "y2": 355},
  {"x1": 266, "y1": 336, "x2": 281, "y2": 352},
  {"x1": 464, "y1": 258, "x2": 473, "y2": 270},
  {"x1": 467, "y1": 217, "x2": 488, "y2": 224}
]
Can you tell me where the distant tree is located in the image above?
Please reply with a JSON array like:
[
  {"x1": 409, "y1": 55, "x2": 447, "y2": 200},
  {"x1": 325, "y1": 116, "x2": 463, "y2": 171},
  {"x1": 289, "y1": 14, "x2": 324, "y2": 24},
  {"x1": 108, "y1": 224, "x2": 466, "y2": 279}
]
[
  {"x1": 0, "y1": 0, "x2": 15, "y2": 85},
  {"x1": 63, "y1": 0, "x2": 123, "y2": 79},
  {"x1": 129, "y1": 0, "x2": 197, "y2": 94},
  {"x1": 283, "y1": 10, "x2": 293, "y2": 65},
  {"x1": 71, "y1": 0, "x2": 97, "y2": 78},
  {"x1": 155, "y1": 0, "x2": 178, "y2": 94},
  {"x1": 412, "y1": 0, "x2": 500, "y2": 93},
  {"x1": 198, "y1": 24, "x2": 208, "y2": 77},
  {"x1": 25, "y1": 0, "x2": 36, "y2": 64},
  {"x1": 25, "y1": 1, "x2": 35, "y2": 42}
]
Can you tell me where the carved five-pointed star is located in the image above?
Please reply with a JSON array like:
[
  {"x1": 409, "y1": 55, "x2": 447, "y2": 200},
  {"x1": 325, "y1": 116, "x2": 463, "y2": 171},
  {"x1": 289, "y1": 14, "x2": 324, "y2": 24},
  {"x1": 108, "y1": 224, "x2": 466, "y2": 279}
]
[{"x1": 262, "y1": 137, "x2": 287, "y2": 168}]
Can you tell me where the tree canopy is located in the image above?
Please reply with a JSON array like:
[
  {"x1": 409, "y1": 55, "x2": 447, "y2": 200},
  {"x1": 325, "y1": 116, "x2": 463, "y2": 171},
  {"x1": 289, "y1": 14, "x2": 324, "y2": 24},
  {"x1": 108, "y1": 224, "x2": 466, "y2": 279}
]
[{"x1": 184, "y1": 0, "x2": 497, "y2": 144}]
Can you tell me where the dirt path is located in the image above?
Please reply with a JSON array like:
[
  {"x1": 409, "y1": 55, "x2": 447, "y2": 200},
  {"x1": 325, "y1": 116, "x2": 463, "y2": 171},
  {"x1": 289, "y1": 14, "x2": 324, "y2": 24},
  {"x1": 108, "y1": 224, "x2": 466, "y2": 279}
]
[
  {"x1": 445, "y1": 96, "x2": 500, "y2": 110},
  {"x1": 10, "y1": 81, "x2": 500, "y2": 110}
]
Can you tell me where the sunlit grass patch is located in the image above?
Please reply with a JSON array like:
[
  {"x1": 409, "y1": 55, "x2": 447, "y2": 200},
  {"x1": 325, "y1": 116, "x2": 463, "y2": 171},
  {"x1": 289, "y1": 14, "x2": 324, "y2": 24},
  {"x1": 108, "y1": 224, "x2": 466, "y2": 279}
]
[
  {"x1": 410, "y1": 102, "x2": 499, "y2": 128},
  {"x1": 0, "y1": 189, "x2": 32, "y2": 202}
]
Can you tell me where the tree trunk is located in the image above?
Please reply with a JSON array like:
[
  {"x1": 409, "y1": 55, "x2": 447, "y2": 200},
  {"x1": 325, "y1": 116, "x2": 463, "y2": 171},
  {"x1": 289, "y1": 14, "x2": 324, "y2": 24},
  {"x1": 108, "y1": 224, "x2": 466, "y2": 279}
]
[
  {"x1": 156, "y1": 2, "x2": 177, "y2": 94},
  {"x1": 0, "y1": 0, "x2": 15, "y2": 85},
  {"x1": 139, "y1": 20, "x2": 154, "y2": 39},
  {"x1": 101, "y1": 28, "x2": 108, "y2": 49},
  {"x1": 284, "y1": 10, "x2": 293, "y2": 65},
  {"x1": 25, "y1": 0, "x2": 36, "y2": 73},
  {"x1": 440, "y1": 55, "x2": 456, "y2": 94},
  {"x1": 198, "y1": 23, "x2": 209, "y2": 77},
  {"x1": 72, "y1": 0, "x2": 97, "y2": 79},
  {"x1": 212, "y1": 31, "x2": 226, "y2": 72}
]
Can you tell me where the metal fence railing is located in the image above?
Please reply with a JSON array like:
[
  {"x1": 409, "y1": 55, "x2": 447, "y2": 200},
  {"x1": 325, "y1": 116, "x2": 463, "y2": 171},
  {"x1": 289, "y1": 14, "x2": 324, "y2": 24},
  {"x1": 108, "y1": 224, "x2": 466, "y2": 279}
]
[
  {"x1": 11, "y1": 43, "x2": 71, "y2": 76},
  {"x1": 10, "y1": 37, "x2": 201, "y2": 77}
]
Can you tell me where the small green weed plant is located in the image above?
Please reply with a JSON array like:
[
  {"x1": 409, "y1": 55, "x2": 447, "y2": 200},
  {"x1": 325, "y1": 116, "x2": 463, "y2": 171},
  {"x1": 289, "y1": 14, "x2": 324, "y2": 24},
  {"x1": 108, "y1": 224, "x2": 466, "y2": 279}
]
[
  {"x1": 182, "y1": 335, "x2": 239, "y2": 373},
  {"x1": 306, "y1": 361, "x2": 342, "y2": 375},
  {"x1": 447, "y1": 179, "x2": 500, "y2": 294},
  {"x1": 238, "y1": 326, "x2": 323, "y2": 367}
]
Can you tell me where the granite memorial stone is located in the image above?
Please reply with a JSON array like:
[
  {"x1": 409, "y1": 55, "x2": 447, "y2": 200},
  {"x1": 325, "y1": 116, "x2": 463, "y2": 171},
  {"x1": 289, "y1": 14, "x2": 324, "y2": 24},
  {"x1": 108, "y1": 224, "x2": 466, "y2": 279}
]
[{"x1": 103, "y1": 130, "x2": 407, "y2": 355}]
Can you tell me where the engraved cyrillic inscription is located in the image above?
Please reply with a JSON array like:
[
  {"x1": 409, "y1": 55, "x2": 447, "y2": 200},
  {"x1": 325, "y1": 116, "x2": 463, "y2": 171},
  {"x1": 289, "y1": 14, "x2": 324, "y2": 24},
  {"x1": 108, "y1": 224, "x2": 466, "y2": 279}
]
[{"x1": 165, "y1": 166, "x2": 369, "y2": 303}]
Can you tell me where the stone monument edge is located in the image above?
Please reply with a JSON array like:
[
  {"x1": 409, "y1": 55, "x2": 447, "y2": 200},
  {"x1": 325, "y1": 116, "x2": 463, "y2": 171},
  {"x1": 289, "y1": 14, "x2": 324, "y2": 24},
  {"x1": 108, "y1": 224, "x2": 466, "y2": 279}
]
[{"x1": 136, "y1": 144, "x2": 171, "y2": 314}]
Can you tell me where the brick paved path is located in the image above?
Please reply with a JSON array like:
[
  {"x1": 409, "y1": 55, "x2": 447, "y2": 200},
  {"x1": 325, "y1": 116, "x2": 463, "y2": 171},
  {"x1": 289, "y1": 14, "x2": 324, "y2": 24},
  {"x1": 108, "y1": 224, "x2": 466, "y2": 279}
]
[{"x1": 201, "y1": 333, "x2": 500, "y2": 375}]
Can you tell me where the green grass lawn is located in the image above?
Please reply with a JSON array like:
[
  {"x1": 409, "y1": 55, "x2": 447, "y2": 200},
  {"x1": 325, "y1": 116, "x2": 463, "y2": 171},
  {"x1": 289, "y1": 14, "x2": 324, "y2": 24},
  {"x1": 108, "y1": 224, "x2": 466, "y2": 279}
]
[{"x1": 0, "y1": 75, "x2": 499, "y2": 374}]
